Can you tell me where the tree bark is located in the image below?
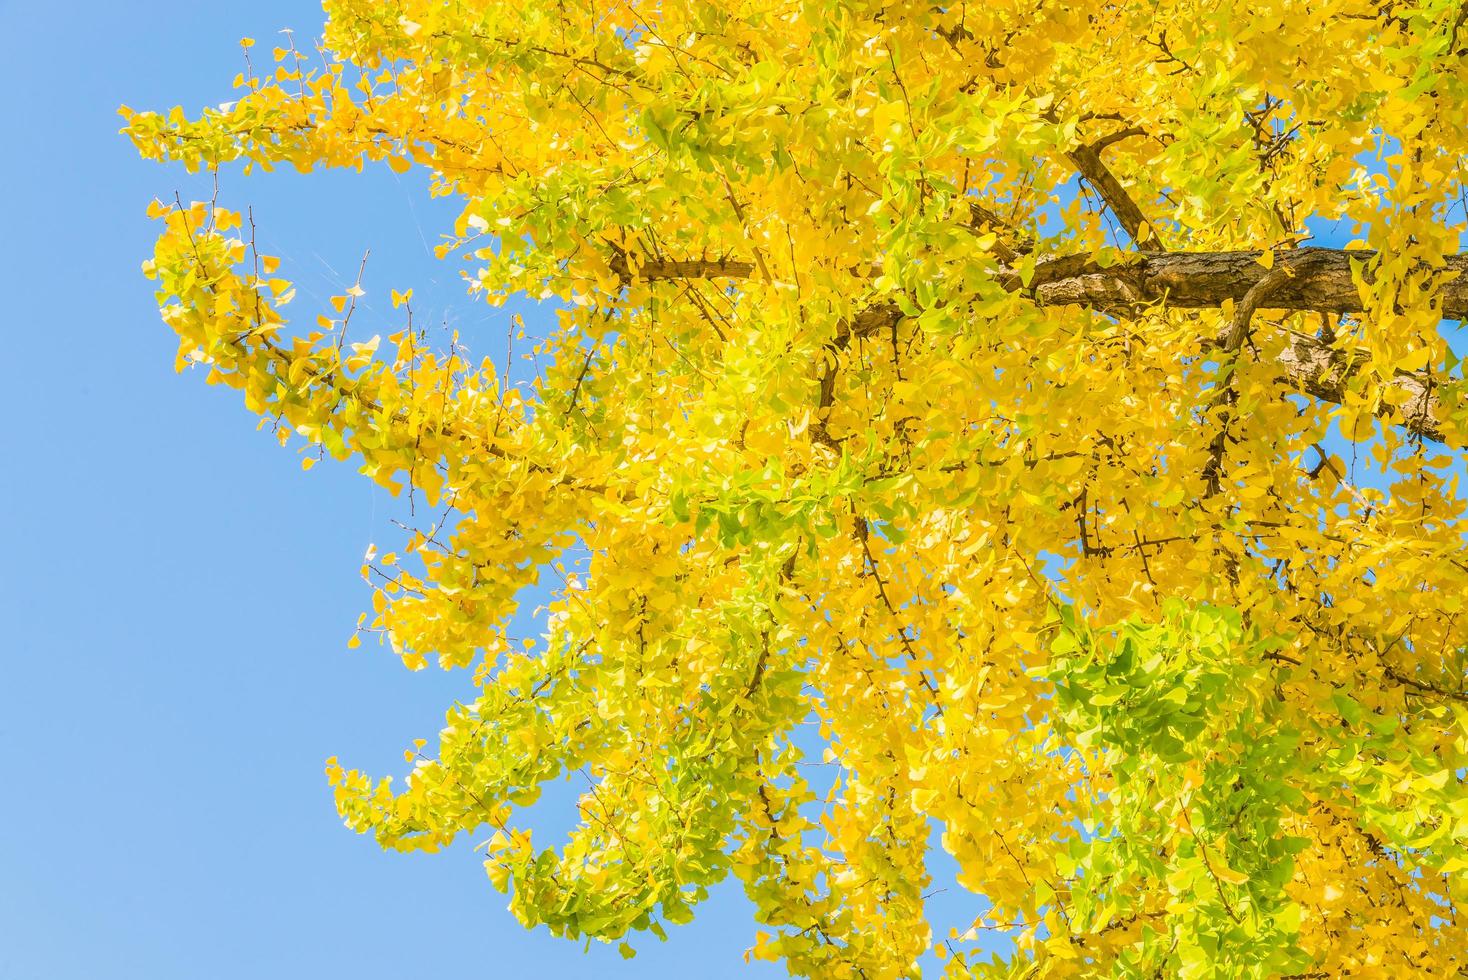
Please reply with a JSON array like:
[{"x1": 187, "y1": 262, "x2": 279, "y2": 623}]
[{"x1": 1018, "y1": 248, "x2": 1468, "y2": 319}]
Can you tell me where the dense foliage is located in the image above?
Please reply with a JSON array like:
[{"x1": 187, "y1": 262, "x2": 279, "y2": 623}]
[{"x1": 126, "y1": 1, "x2": 1468, "y2": 975}]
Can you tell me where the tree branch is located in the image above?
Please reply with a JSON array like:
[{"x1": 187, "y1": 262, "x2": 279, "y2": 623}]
[
  {"x1": 1067, "y1": 136, "x2": 1164, "y2": 251},
  {"x1": 1018, "y1": 248, "x2": 1468, "y2": 317},
  {"x1": 601, "y1": 246, "x2": 1463, "y2": 443},
  {"x1": 1276, "y1": 334, "x2": 1444, "y2": 442},
  {"x1": 1017, "y1": 248, "x2": 1461, "y2": 442},
  {"x1": 1382, "y1": 665, "x2": 1468, "y2": 703},
  {"x1": 967, "y1": 201, "x2": 1034, "y2": 264},
  {"x1": 1089, "y1": 125, "x2": 1151, "y2": 153},
  {"x1": 1203, "y1": 255, "x2": 1326, "y2": 495},
  {"x1": 608, "y1": 254, "x2": 755, "y2": 281},
  {"x1": 608, "y1": 246, "x2": 1468, "y2": 321}
]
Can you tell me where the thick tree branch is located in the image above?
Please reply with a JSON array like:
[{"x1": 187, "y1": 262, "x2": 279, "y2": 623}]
[
  {"x1": 1018, "y1": 248, "x2": 1468, "y2": 318},
  {"x1": 1019, "y1": 248, "x2": 1461, "y2": 442},
  {"x1": 607, "y1": 246, "x2": 1463, "y2": 443},
  {"x1": 612, "y1": 246, "x2": 1468, "y2": 320},
  {"x1": 1276, "y1": 334, "x2": 1444, "y2": 442},
  {"x1": 1219, "y1": 251, "x2": 1334, "y2": 353}
]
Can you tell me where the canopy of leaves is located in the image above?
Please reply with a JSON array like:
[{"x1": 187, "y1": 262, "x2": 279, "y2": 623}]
[{"x1": 125, "y1": 1, "x2": 1468, "y2": 976}]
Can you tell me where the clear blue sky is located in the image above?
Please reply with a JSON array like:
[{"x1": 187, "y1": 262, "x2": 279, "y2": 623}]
[{"x1": 0, "y1": 3, "x2": 808, "y2": 977}]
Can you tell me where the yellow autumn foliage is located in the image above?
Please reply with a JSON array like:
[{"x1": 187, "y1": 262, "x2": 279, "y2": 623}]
[{"x1": 127, "y1": 1, "x2": 1468, "y2": 976}]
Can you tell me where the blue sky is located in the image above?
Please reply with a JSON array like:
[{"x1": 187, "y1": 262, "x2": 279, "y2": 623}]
[{"x1": 0, "y1": 3, "x2": 802, "y2": 977}]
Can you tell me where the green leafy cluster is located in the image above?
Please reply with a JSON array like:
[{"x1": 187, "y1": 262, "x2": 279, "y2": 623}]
[{"x1": 1043, "y1": 603, "x2": 1310, "y2": 978}]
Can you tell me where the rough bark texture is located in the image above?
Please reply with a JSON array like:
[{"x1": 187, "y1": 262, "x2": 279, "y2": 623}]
[
  {"x1": 1020, "y1": 248, "x2": 1468, "y2": 318},
  {"x1": 1277, "y1": 334, "x2": 1445, "y2": 442}
]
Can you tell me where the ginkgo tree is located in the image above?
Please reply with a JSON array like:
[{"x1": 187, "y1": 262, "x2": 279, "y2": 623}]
[{"x1": 124, "y1": 0, "x2": 1468, "y2": 976}]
